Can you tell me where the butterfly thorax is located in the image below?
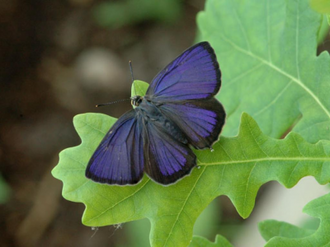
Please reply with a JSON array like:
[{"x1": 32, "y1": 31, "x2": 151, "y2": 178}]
[{"x1": 135, "y1": 98, "x2": 188, "y2": 144}]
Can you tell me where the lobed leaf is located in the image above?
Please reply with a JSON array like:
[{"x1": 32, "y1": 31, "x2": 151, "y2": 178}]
[
  {"x1": 52, "y1": 106, "x2": 330, "y2": 247},
  {"x1": 198, "y1": 0, "x2": 330, "y2": 143},
  {"x1": 260, "y1": 192, "x2": 330, "y2": 246},
  {"x1": 190, "y1": 235, "x2": 232, "y2": 247},
  {"x1": 259, "y1": 220, "x2": 314, "y2": 241},
  {"x1": 131, "y1": 80, "x2": 149, "y2": 97}
]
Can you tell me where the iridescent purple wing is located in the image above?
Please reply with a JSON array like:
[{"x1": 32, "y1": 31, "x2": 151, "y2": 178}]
[
  {"x1": 146, "y1": 42, "x2": 220, "y2": 102},
  {"x1": 86, "y1": 110, "x2": 144, "y2": 185},
  {"x1": 143, "y1": 119, "x2": 196, "y2": 185},
  {"x1": 147, "y1": 41, "x2": 226, "y2": 150},
  {"x1": 158, "y1": 98, "x2": 225, "y2": 149}
]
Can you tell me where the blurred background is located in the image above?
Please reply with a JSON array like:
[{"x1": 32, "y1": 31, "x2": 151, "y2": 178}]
[
  {"x1": 0, "y1": 0, "x2": 244, "y2": 246},
  {"x1": 1, "y1": 0, "x2": 329, "y2": 246}
]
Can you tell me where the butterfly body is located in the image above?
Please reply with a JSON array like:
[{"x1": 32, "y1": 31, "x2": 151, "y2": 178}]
[
  {"x1": 135, "y1": 97, "x2": 188, "y2": 145},
  {"x1": 86, "y1": 42, "x2": 226, "y2": 185}
]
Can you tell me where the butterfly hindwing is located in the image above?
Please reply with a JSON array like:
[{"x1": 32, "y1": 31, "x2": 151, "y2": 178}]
[
  {"x1": 86, "y1": 110, "x2": 145, "y2": 185},
  {"x1": 142, "y1": 118, "x2": 196, "y2": 185},
  {"x1": 146, "y1": 42, "x2": 220, "y2": 102},
  {"x1": 158, "y1": 98, "x2": 226, "y2": 149}
]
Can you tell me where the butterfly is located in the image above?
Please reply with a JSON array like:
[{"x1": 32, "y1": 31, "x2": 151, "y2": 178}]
[{"x1": 85, "y1": 41, "x2": 226, "y2": 185}]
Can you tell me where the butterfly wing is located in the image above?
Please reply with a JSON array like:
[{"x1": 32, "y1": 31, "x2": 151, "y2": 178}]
[
  {"x1": 86, "y1": 110, "x2": 145, "y2": 185},
  {"x1": 146, "y1": 41, "x2": 226, "y2": 149},
  {"x1": 158, "y1": 98, "x2": 225, "y2": 149},
  {"x1": 146, "y1": 41, "x2": 220, "y2": 102},
  {"x1": 143, "y1": 118, "x2": 196, "y2": 185}
]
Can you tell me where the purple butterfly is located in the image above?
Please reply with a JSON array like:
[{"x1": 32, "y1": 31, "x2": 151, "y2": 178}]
[{"x1": 86, "y1": 42, "x2": 226, "y2": 185}]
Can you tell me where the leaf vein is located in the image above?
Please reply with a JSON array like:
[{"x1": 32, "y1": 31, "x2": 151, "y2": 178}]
[
  {"x1": 201, "y1": 157, "x2": 330, "y2": 166},
  {"x1": 162, "y1": 166, "x2": 206, "y2": 247},
  {"x1": 224, "y1": 62, "x2": 264, "y2": 88},
  {"x1": 254, "y1": 80, "x2": 293, "y2": 117},
  {"x1": 232, "y1": 3, "x2": 251, "y2": 51},
  {"x1": 243, "y1": 162, "x2": 257, "y2": 211},
  {"x1": 84, "y1": 179, "x2": 150, "y2": 224},
  {"x1": 219, "y1": 34, "x2": 330, "y2": 119}
]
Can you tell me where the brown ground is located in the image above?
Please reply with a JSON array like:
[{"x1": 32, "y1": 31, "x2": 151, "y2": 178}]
[{"x1": 0, "y1": 0, "x2": 210, "y2": 246}]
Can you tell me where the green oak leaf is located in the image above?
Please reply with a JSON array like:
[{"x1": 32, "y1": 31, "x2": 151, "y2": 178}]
[
  {"x1": 93, "y1": 0, "x2": 181, "y2": 29},
  {"x1": 198, "y1": 0, "x2": 330, "y2": 143},
  {"x1": 131, "y1": 80, "x2": 149, "y2": 98},
  {"x1": 52, "y1": 77, "x2": 330, "y2": 247},
  {"x1": 190, "y1": 235, "x2": 232, "y2": 247},
  {"x1": 259, "y1": 192, "x2": 330, "y2": 246}
]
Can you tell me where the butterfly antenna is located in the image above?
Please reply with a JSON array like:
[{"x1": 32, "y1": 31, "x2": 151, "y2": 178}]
[
  {"x1": 96, "y1": 98, "x2": 130, "y2": 107},
  {"x1": 129, "y1": 60, "x2": 136, "y2": 96}
]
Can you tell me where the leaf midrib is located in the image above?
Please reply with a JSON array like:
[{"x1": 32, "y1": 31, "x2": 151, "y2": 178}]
[
  {"x1": 219, "y1": 33, "x2": 330, "y2": 119},
  {"x1": 200, "y1": 156, "x2": 329, "y2": 166},
  {"x1": 84, "y1": 179, "x2": 150, "y2": 224},
  {"x1": 162, "y1": 166, "x2": 206, "y2": 247}
]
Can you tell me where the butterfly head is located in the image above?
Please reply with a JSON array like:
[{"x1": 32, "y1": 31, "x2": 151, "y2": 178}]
[{"x1": 131, "y1": 95, "x2": 143, "y2": 106}]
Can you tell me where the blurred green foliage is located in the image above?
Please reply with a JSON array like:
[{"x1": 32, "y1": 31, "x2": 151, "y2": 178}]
[
  {"x1": 310, "y1": 0, "x2": 330, "y2": 25},
  {"x1": 190, "y1": 235, "x2": 233, "y2": 247},
  {"x1": 93, "y1": 0, "x2": 183, "y2": 28},
  {"x1": 0, "y1": 174, "x2": 10, "y2": 204},
  {"x1": 317, "y1": 15, "x2": 330, "y2": 42},
  {"x1": 259, "y1": 193, "x2": 330, "y2": 245},
  {"x1": 310, "y1": 0, "x2": 330, "y2": 13}
]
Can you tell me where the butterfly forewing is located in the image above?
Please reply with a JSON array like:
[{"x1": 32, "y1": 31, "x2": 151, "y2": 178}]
[
  {"x1": 86, "y1": 110, "x2": 145, "y2": 185},
  {"x1": 146, "y1": 42, "x2": 221, "y2": 102}
]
